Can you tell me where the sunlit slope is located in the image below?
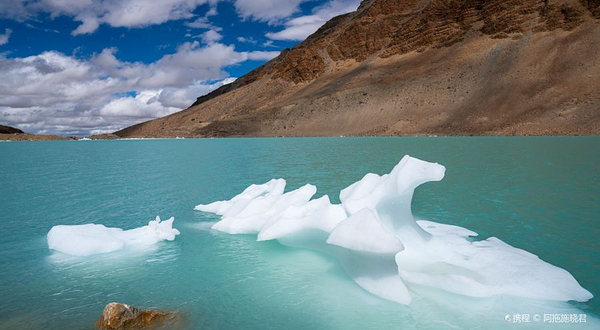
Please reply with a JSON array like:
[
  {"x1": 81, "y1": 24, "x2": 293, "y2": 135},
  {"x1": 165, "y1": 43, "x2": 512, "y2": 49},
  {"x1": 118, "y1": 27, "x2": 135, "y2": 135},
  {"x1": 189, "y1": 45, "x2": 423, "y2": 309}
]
[{"x1": 111, "y1": 0, "x2": 600, "y2": 138}]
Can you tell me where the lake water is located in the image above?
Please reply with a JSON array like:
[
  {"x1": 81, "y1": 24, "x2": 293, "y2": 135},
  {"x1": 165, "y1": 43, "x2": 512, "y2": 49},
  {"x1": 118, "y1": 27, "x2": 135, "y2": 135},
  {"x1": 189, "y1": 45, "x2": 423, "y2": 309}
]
[{"x1": 0, "y1": 137, "x2": 598, "y2": 329}]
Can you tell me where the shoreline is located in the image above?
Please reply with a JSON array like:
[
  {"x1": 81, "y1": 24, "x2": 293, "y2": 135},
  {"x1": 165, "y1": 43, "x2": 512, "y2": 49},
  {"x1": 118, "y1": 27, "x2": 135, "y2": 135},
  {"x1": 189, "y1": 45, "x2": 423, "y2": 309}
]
[
  {"x1": 2, "y1": 135, "x2": 599, "y2": 142},
  {"x1": 0, "y1": 133, "x2": 77, "y2": 142}
]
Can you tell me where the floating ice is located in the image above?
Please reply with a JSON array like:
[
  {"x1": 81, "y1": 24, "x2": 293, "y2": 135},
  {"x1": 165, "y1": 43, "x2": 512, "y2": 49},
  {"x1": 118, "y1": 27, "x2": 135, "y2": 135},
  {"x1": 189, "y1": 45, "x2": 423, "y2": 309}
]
[
  {"x1": 47, "y1": 216, "x2": 180, "y2": 256},
  {"x1": 205, "y1": 183, "x2": 317, "y2": 235},
  {"x1": 258, "y1": 195, "x2": 347, "y2": 244},
  {"x1": 194, "y1": 179, "x2": 285, "y2": 216},
  {"x1": 327, "y1": 208, "x2": 404, "y2": 254},
  {"x1": 194, "y1": 155, "x2": 593, "y2": 305}
]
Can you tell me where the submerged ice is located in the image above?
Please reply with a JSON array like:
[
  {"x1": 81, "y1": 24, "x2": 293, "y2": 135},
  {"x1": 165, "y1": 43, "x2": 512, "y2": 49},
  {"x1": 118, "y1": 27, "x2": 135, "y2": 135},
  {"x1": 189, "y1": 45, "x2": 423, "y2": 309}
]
[
  {"x1": 47, "y1": 216, "x2": 180, "y2": 256},
  {"x1": 195, "y1": 155, "x2": 593, "y2": 305}
]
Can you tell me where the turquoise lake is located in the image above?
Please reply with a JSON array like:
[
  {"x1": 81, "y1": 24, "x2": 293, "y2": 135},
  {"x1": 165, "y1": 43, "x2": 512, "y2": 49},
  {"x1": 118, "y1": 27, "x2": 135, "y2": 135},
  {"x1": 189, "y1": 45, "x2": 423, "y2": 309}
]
[{"x1": 0, "y1": 137, "x2": 598, "y2": 329}]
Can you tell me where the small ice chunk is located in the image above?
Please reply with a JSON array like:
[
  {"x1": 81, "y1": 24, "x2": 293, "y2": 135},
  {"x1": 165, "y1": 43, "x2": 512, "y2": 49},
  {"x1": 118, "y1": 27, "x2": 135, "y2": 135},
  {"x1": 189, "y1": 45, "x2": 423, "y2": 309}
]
[
  {"x1": 327, "y1": 208, "x2": 404, "y2": 254},
  {"x1": 47, "y1": 216, "x2": 180, "y2": 257}
]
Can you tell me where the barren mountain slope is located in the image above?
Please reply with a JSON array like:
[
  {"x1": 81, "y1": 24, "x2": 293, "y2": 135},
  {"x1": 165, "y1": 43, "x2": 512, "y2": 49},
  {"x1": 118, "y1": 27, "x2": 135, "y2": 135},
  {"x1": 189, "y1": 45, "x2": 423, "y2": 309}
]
[{"x1": 112, "y1": 0, "x2": 600, "y2": 138}]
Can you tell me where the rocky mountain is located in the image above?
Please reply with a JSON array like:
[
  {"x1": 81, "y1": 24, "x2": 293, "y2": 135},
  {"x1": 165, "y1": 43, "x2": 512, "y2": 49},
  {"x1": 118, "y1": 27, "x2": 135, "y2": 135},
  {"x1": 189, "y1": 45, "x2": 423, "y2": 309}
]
[{"x1": 111, "y1": 0, "x2": 600, "y2": 138}]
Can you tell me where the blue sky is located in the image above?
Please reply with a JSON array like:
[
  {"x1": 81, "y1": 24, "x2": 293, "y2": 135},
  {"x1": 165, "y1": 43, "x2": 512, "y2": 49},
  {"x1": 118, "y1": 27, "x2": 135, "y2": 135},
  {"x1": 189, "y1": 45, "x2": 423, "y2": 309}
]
[{"x1": 0, "y1": 0, "x2": 361, "y2": 136}]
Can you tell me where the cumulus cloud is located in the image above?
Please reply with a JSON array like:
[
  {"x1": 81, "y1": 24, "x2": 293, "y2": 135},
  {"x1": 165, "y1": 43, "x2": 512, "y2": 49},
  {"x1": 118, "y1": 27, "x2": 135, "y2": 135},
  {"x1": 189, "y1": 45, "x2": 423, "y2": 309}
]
[
  {"x1": 0, "y1": 0, "x2": 351, "y2": 136},
  {"x1": 205, "y1": 6, "x2": 218, "y2": 17},
  {"x1": 266, "y1": 0, "x2": 361, "y2": 41},
  {"x1": 1, "y1": 0, "x2": 357, "y2": 38},
  {"x1": 0, "y1": 29, "x2": 12, "y2": 45},
  {"x1": 71, "y1": 15, "x2": 100, "y2": 36},
  {"x1": 156, "y1": 78, "x2": 236, "y2": 108},
  {"x1": 0, "y1": 0, "x2": 218, "y2": 35},
  {"x1": 234, "y1": 0, "x2": 308, "y2": 22},
  {"x1": 236, "y1": 36, "x2": 257, "y2": 44},
  {"x1": 185, "y1": 16, "x2": 222, "y2": 30},
  {"x1": 0, "y1": 43, "x2": 279, "y2": 136},
  {"x1": 201, "y1": 29, "x2": 223, "y2": 44},
  {"x1": 0, "y1": 1, "x2": 29, "y2": 20},
  {"x1": 99, "y1": 90, "x2": 179, "y2": 118}
]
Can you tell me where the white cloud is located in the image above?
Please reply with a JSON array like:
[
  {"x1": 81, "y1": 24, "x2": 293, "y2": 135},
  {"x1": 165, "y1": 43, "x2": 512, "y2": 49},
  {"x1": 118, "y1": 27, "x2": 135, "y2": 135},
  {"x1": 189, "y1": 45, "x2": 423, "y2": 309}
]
[
  {"x1": 157, "y1": 78, "x2": 236, "y2": 108},
  {"x1": 245, "y1": 51, "x2": 280, "y2": 61},
  {"x1": 237, "y1": 36, "x2": 257, "y2": 44},
  {"x1": 205, "y1": 6, "x2": 218, "y2": 17},
  {"x1": 101, "y1": 0, "x2": 201, "y2": 28},
  {"x1": 1, "y1": 0, "x2": 218, "y2": 35},
  {"x1": 201, "y1": 29, "x2": 223, "y2": 44},
  {"x1": 234, "y1": 0, "x2": 307, "y2": 22},
  {"x1": 0, "y1": 43, "x2": 279, "y2": 136},
  {"x1": 0, "y1": 29, "x2": 12, "y2": 45},
  {"x1": 90, "y1": 128, "x2": 117, "y2": 135},
  {"x1": 185, "y1": 16, "x2": 222, "y2": 30},
  {"x1": 1, "y1": 0, "x2": 356, "y2": 38},
  {"x1": 266, "y1": 0, "x2": 361, "y2": 41},
  {"x1": 99, "y1": 90, "x2": 179, "y2": 118},
  {"x1": 0, "y1": 1, "x2": 29, "y2": 20},
  {"x1": 266, "y1": 18, "x2": 323, "y2": 41},
  {"x1": 71, "y1": 15, "x2": 100, "y2": 36}
]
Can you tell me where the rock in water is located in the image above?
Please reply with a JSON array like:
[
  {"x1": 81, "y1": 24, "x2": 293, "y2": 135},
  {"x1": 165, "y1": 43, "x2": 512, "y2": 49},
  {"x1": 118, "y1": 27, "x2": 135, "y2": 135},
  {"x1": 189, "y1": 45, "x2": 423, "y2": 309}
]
[{"x1": 95, "y1": 302, "x2": 178, "y2": 330}]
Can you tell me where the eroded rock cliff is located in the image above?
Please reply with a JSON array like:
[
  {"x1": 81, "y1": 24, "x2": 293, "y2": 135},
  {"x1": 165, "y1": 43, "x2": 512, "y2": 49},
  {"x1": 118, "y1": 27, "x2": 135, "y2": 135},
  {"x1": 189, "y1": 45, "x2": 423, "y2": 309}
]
[{"x1": 113, "y1": 0, "x2": 600, "y2": 137}]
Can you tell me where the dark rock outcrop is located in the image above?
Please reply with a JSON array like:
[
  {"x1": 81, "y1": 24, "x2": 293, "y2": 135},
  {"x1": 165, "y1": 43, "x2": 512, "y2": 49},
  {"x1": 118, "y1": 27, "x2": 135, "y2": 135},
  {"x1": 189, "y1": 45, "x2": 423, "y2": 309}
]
[
  {"x1": 0, "y1": 124, "x2": 24, "y2": 134},
  {"x1": 95, "y1": 302, "x2": 179, "y2": 330}
]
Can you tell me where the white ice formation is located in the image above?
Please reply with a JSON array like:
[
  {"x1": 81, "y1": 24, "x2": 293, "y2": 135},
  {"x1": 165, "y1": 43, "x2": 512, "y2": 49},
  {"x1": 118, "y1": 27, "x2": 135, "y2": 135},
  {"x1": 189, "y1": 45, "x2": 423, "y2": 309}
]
[
  {"x1": 47, "y1": 216, "x2": 180, "y2": 256},
  {"x1": 195, "y1": 155, "x2": 593, "y2": 305}
]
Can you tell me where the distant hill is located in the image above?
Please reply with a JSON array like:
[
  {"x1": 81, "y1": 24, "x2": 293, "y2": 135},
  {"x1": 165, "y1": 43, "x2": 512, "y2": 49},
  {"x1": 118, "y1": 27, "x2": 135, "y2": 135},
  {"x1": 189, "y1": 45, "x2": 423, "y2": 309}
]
[
  {"x1": 0, "y1": 125, "x2": 24, "y2": 134},
  {"x1": 112, "y1": 0, "x2": 600, "y2": 137},
  {"x1": 0, "y1": 124, "x2": 73, "y2": 141}
]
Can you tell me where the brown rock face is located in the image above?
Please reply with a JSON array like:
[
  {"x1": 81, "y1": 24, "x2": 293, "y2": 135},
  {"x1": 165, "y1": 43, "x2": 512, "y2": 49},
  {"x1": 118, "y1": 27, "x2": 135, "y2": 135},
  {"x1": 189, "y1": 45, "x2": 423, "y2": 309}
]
[
  {"x1": 95, "y1": 302, "x2": 179, "y2": 330},
  {"x1": 111, "y1": 0, "x2": 600, "y2": 138},
  {"x1": 254, "y1": 0, "x2": 596, "y2": 83}
]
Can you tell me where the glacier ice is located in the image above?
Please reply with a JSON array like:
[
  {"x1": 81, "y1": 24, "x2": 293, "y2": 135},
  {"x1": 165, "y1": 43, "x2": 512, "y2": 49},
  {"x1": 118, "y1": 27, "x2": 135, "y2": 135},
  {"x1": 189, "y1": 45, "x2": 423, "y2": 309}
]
[
  {"x1": 194, "y1": 155, "x2": 593, "y2": 305},
  {"x1": 327, "y1": 208, "x2": 404, "y2": 254},
  {"x1": 47, "y1": 216, "x2": 180, "y2": 256},
  {"x1": 194, "y1": 179, "x2": 286, "y2": 216},
  {"x1": 257, "y1": 195, "x2": 347, "y2": 244},
  {"x1": 202, "y1": 183, "x2": 317, "y2": 235}
]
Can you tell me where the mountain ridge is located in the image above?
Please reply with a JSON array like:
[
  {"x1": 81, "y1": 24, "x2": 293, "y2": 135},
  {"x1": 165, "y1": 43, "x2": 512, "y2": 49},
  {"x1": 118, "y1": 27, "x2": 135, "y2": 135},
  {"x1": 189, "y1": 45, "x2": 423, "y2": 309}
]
[{"x1": 108, "y1": 0, "x2": 600, "y2": 138}]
